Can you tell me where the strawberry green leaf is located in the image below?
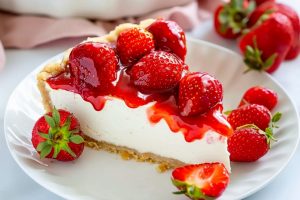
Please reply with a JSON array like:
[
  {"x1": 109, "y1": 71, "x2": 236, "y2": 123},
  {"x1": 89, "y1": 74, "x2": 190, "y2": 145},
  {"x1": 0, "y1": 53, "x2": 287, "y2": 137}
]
[
  {"x1": 224, "y1": 110, "x2": 232, "y2": 115},
  {"x1": 36, "y1": 141, "x2": 49, "y2": 151},
  {"x1": 70, "y1": 135, "x2": 84, "y2": 144},
  {"x1": 62, "y1": 143, "x2": 76, "y2": 158},
  {"x1": 38, "y1": 132, "x2": 50, "y2": 140},
  {"x1": 52, "y1": 107, "x2": 60, "y2": 126},
  {"x1": 53, "y1": 145, "x2": 60, "y2": 159},
  {"x1": 40, "y1": 144, "x2": 52, "y2": 159},
  {"x1": 263, "y1": 53, "x2": 277, "y2": 69},
  {"x1": 173, "y1": 190, "x2": 186, "y2": 195},
  {"x1": 45, "y1": 115, "x2": 56, "y2": 129},
  {"x1": 63, "y1": 116, "x2": 71, "y2": 131},
  {"x1": 272, "y1": 112, "x2": 282, "y2": 123}
]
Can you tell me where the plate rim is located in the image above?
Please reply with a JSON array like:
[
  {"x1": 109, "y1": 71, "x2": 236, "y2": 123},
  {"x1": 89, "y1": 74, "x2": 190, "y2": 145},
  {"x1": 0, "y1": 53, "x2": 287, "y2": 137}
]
[{"x1": 4, "y1": 38, "x2": 300, "y2": 200}]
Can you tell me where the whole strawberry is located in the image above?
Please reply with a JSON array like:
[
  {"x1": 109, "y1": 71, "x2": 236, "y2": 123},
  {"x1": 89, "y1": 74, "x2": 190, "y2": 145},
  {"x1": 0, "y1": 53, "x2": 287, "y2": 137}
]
[
  {"x1": 227, "y1": 104, "x2": 271, "y2": 130},
  {"x1": 130, "y1": 51, "x2": 185, "y2": 92},
  {"x1": 239, "y1": 86, "x2": 278, "y2": 110},
  {"x1": 178, "y1": 72, "x2": 223, "y2": 116},
  {"x1": 214, "y1": 0, "x2": 255, "y2": 39},
  {"x1": 172, "y1": 163, "x2": 229, "y2": 199},
  {"x1": 239, "y1": 13, "x2": 294, "y2": 73},
  {"x1": 248, "y1": 2, "x2": 300, "y2": 60},
  {"x1": 117, "y1": 27, "x2": 155, "y2": 66},
  {"x1": 147, "y1": 19, "x2": 186, "y2": 61},
  {"x1": 32, "y1": 107, "x2": 84, "y2": 161},
  {"x1": 69, "y1": 42, "x2": 118, "y2": 93},
  {"x1": 228, "y1": 127, "x2": 269, "y2": 161}
]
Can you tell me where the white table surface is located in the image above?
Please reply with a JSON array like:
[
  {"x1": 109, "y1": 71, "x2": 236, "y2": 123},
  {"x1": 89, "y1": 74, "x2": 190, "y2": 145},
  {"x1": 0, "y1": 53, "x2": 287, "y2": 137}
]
[{"x1": 1, "y1": 1, "x2": 300, "y2": 199}]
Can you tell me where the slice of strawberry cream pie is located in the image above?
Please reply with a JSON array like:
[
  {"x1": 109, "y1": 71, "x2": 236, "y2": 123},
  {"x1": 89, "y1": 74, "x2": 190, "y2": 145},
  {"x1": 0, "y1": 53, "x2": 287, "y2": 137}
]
[{"x1": 37, "y1": 19, "x2": 233, "y2": 171}]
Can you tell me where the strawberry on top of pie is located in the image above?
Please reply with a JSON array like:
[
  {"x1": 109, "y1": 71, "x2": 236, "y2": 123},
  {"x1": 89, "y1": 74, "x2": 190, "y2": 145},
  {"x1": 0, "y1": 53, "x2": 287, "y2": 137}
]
[{"x1": 37, "y1": 19, "x2": 233, "y2": 172}]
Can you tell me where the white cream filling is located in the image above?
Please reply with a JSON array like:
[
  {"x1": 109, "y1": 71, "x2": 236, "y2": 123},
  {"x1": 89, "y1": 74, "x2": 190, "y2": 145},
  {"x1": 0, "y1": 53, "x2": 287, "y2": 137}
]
[{"x1": 46, "y1": 84, "x2": 231, "y2": 171}]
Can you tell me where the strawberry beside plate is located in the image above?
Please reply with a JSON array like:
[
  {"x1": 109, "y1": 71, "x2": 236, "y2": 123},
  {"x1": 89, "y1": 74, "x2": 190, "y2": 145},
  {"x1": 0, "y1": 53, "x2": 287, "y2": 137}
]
[{"x1": 4, "y1": 39, "x2": 300, "y2": 200}]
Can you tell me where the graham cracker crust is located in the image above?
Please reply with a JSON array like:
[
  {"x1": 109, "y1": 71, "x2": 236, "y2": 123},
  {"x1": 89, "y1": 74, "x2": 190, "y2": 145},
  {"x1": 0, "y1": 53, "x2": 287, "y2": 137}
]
[{"x1": 83, "y1": 135, "x2": 185, "y2": 172}]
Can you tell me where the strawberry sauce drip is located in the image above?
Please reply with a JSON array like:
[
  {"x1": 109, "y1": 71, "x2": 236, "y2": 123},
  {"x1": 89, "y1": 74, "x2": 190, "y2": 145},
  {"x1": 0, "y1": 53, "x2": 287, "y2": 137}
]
[
  {"x1": 147, "y1": 97, "x2": 233, "y2": 141},
  {"x1": 47, "y1": 68, "x2": 170, "y2": 111},
  {"x1": 47, "y1": 62, "x2": 232, "y2": 143}
]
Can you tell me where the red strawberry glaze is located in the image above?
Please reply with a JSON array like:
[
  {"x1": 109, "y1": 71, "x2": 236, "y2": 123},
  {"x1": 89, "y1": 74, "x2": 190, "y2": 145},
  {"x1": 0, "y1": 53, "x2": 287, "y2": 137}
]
[
  {"x1": 148, "y1": 97, "x2": 233, "y2": 142},
  {"x1": 47, "y1": 69, "x2": 232, "y2": 142},
  {"x1": 47, "y1": 67, "x2": 171, "y2": 111}
]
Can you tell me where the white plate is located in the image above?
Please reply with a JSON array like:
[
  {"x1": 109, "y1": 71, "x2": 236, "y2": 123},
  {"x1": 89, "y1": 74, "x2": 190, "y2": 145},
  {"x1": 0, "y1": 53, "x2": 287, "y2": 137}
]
[{"x1": 4, "y1": 39, "x2": 299, "y2": 200}]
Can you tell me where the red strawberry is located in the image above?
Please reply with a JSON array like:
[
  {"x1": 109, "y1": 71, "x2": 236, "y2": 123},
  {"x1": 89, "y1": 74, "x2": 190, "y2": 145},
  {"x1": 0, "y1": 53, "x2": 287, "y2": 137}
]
[
  {"x1": 147, "y1": 19, "x2": 186, "y2": 61},
  {"x1": 254, "y1": 0, "x2": 275, "y2": 6},
  {"x1": 239, "y1": 13, "x2": 294, "y2": 73},
  {"x1": 32, "y1": 108, "x2": 84, "y2": 161},
  {"x1": 69, "y1": 42, "x2": 118, "y2": 93},
  {"x1": 227, "y1": 104, "x2": 271, "y2": 130},
  {"x1": 239, "y1": 86, "x2": 278, "y2": 110},
  {"x1": 214, "y1": 1, "x2": 254, "y2": 39},
  {"x1": 130, "y1": 51, "x2": 185, "y2": 92},
  {"x1": 248, "y1": 2, "x2": 300, "y2": 60},
  {"x1": 116, "y1": 27, "x2": 155, "y2": 66},
  {"x1": 178, "y1": 72, "x2": 223, "y2": 116},
  {"x1": 228, "y1": 127, "x2": 271, "y2": 161},
  {"x1": 172, "y1": 163, "x2": 229, "y2": 199}
]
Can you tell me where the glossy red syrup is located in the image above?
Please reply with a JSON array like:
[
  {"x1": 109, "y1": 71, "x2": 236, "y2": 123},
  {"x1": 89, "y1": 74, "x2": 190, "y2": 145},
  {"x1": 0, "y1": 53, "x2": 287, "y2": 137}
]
[
  {"x1": 148, "y1": 97, "x2": 233, "y2": 142},
  {"x1": 47, "y1": 67, "x2": 171, "y2": 111},
  {"x1": 47, "y1": 48, "x2": 232, "y2": 142}
]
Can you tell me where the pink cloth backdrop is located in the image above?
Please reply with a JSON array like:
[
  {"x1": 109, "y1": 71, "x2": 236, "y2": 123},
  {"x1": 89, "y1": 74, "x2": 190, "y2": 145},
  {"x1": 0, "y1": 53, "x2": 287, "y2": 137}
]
[{"x1": 0, "y1": 0, "x2": 222, "y2": 70}]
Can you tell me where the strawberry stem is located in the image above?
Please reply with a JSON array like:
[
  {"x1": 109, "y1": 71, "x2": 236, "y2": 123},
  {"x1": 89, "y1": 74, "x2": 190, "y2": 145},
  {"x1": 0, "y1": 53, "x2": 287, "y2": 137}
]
[{"x1": 244, "y1": 37, "x2": 278, "y2": 72}]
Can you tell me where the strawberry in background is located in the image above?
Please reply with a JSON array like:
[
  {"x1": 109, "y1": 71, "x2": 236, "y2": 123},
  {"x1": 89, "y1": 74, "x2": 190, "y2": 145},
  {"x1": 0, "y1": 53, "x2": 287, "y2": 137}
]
[
  {"x1": 254, "y1": 0, "x2": 275, "y2": 6},
  {"x1": 239, "y1": 12, "x2": 294, "y2": 73},
  {"x1": 214, "y1": 0, "x2": 255, "y2": 39},
  {"x1": 248, "y1": 2, "x2": 300, "y2": 60}
]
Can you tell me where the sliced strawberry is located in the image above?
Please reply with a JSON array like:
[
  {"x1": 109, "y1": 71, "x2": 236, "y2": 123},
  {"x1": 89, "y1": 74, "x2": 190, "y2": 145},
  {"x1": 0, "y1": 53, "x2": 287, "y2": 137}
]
[
  {"x1": 227, "y1": 104, "x2": 271, "y2": 130},
  {"x1": 31, "y1": 107, "x2": 84, "y2": 161},
  {"x1": 248, "y1": 2, "x2": 300, "y2": 60},
  {"x1": 228, "y1": 126, "x2": 270, "y2": 162},
  {"x1": 239, "y1": 13, "x2": 294, "y2": 73},
  {"x1": 69, "y1": 42, "x2": 118, "y2": 93},
  {"x1": 238, "y1": 86, "x2": 278, "y2": 110},
  {"x1": 172, "y1": 163, "x2": 229, "y2": 199},
  {"x1": 147, "y1": 19, "x2": 186, "y2": 61},
  {"x1": 178, "y1": 72, "x2": 223, "y2": 116},
  {"x1": 116, "y1": 27, "x2": 155, "y2": 66},
  {"x1": 130, "y1": 51, "x2": 185, "y2": 93},
  {"x1": 214, "y1": 1, "x2": 255, "y2": 39}
]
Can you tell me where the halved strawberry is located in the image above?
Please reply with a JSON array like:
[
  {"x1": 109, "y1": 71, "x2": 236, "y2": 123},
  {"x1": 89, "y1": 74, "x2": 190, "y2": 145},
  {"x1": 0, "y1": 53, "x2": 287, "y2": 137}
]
[
  {"x1": 31, "y1": 107, "x2": 84, "y2": 161},
  {"x1": 69, "y1": 42, "x2": 118, "y2": 93},
  {"x1": 147, "y1": 19, "x2": 186, "y2": 61},
  {"x1": 178, "y1": 72, "x2": 223, "y2": 116},
  {"x1": 227, "y1": 104, "x2": 271, "y2": 130},
  {"x1": 172, "y1": 163, "x2": 229, "y2": 199},
  {"x1": 238, "y1": 86, "x2": 278, "y2": 110},
  {"x1": 130, "y1": 51, "x2": 185, "y2": 92},
  {"x1": 116, "y1": 27, "x2": 155, "y2": 66}
]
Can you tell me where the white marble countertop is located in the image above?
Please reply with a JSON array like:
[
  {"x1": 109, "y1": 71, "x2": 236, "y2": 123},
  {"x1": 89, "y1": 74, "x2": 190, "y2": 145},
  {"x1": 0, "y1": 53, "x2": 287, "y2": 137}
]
[{"x1": 1, "y1": 1, "x2": 300, "y2": 199}]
